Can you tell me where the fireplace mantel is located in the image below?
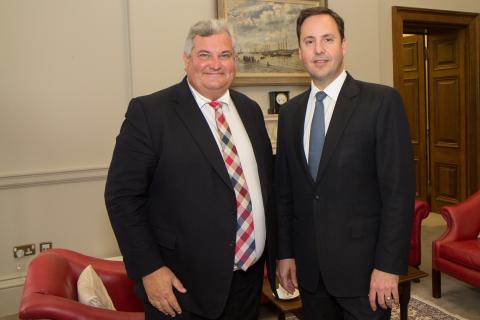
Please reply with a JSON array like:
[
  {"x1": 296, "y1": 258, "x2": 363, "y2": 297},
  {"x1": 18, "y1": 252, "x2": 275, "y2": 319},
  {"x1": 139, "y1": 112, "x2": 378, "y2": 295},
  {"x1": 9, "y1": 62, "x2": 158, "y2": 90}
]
[{"x1": 264, "y1": 114, "x2": 278, "y2": 154}]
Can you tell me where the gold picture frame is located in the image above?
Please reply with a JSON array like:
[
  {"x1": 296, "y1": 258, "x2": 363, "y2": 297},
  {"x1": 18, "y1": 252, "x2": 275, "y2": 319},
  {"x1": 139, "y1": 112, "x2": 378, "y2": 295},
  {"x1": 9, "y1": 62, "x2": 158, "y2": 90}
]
[{"x1": 217, "y1": 0, "x2": 327, "y2": 86}]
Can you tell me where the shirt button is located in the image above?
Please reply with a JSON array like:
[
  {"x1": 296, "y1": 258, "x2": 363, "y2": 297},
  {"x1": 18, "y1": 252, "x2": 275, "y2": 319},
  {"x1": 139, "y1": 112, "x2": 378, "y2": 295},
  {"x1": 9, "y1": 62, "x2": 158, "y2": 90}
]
[{"x1": 315, "y1": 195, "x2": 320, "y2": 200}]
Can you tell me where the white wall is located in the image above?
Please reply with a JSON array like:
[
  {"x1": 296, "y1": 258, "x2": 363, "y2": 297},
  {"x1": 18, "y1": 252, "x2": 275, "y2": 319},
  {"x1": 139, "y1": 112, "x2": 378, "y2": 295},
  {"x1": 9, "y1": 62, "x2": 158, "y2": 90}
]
[
  {"x1": 0, "y1": 0, "x2": 132, "y2": 173},
  {"x1": 0, "y1": 0, "x2": 478, "y2": 317},
  {"x1": 0, "y1": 0, "x2": 132, "y2": 316}
]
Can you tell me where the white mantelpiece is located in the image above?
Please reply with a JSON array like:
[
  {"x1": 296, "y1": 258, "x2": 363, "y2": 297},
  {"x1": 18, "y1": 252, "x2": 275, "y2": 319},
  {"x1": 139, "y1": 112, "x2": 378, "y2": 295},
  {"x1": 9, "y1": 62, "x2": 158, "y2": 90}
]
[{"x1": 264, "y1": 114, "x2": 278, "y2": 154}]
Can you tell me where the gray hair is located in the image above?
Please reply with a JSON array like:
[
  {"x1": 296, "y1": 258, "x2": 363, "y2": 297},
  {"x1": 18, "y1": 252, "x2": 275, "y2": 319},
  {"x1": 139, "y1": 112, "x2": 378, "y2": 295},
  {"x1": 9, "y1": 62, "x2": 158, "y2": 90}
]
[{"x1": 183, "y1": 19, "x2": 235, "y2": 56}]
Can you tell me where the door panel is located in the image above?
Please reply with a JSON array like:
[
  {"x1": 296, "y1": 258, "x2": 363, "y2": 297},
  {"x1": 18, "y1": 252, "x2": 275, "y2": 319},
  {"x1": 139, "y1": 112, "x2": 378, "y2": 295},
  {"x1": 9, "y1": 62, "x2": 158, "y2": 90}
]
[
  {"x1": 401, "y1": 35, "x2": 427, "y2": 200},
  {"x1": 428, "y1": 30, "x2": 466, "y2": 212}
]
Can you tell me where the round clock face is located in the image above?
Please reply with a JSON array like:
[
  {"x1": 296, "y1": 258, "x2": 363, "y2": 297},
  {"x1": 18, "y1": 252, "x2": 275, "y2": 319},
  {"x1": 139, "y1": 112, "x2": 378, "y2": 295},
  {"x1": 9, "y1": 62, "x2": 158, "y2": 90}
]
[{"x1": 276, "y1": 92, "x2": 288, "y2": 105}]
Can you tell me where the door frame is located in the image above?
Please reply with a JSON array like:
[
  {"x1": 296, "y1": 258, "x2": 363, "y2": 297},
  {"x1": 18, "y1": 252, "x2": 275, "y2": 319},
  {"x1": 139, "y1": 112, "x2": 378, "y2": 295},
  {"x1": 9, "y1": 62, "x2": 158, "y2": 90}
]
[{"x1": 392, "y1": 6, "x2": 480, "y2": 197}]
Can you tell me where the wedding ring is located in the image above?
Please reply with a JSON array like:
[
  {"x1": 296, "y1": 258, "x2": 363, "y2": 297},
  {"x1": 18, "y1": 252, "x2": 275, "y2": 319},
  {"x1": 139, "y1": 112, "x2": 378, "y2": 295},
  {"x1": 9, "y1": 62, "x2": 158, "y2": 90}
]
[{"x1": 386, "y1": 297, "x2": 392, "y2": 301}]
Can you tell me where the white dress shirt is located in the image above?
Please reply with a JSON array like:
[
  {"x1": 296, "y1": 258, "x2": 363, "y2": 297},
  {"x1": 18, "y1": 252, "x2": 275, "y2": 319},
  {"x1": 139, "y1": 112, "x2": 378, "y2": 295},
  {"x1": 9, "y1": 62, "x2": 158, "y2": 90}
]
[
  {"x1": 303, "y1": 70, "x2": 348, "y2": 160},
  {"x1": 188, "y1": 83, "x2": 266, "y2": 267}
]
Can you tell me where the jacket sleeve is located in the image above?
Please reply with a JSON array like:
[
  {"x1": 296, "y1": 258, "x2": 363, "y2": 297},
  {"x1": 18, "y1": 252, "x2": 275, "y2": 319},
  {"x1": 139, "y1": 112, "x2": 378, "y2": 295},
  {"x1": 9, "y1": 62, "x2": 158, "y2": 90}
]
[
  {"x1": 374, "y1": 88, "x2": 416, "y2": 275},
  {"x1": 104, "y1": 98, "x2": 165, "y2": 280},
  {"x1": 275, "y1": 107, "x2": 295, "y2": 260}
]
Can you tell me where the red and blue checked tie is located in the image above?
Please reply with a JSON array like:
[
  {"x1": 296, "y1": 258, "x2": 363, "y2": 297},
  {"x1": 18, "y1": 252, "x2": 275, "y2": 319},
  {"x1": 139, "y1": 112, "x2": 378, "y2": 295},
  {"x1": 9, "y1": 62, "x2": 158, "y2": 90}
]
[{"x1": 209, "y1": 101, "x2": 256, "y2": 271}]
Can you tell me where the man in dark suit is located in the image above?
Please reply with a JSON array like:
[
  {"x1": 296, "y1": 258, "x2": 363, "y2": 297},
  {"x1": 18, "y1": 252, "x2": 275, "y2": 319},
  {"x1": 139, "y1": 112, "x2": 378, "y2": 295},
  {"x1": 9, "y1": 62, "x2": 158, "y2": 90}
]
[
  {"x1": 105, "y1": 19, "x2": 276, "y2": 320},
  {"x1": 275, "y1": 7, "x2": 415, "y2": 320}
]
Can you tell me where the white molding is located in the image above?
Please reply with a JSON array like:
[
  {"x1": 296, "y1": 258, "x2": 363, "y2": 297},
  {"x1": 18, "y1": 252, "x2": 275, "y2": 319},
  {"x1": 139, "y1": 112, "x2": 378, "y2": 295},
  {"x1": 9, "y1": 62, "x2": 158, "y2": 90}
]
[
  {"x1": 0, "y1": 273, "x2": 25, "y2": 290},
  {"x1": 0, "y1": 118, "x2": 275, "y2": 190},
  {"x1": 0, "y1": 167, "x2": 109, "y2": 190}
]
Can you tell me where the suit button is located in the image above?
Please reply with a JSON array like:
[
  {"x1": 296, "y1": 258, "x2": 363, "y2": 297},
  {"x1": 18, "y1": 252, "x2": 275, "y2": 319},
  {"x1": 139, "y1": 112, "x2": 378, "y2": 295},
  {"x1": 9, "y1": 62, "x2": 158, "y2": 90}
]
[
  {"x1": 314, "y1": 195, "x2": 320, "y2": 200},
  {"x1": 229, "y1": 242, "x2": 234, "y2": 247}
]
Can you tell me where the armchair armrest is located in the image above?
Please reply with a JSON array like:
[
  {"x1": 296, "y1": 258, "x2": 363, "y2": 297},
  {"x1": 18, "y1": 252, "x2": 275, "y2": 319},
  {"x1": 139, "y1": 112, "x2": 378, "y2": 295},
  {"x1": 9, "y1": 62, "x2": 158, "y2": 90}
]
[
  {"x1": 22, "y1": 250, "x2": 77, "y2": 300},
  {"x1": 413, "y1": 200, "x2": 430, "y2": 223},
  {"x1": 438, "y1": 192, "x2": 480, "y2": 244},
  {"x1": 408, "y1": 200, "x2": 430, "y2": 267}
]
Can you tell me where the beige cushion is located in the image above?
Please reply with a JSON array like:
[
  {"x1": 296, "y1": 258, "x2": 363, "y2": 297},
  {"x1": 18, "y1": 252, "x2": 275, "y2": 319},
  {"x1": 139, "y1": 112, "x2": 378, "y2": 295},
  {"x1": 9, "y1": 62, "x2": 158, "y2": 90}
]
[{"x1": 77, "y1": 264, "x2": 116, "y2": 310}]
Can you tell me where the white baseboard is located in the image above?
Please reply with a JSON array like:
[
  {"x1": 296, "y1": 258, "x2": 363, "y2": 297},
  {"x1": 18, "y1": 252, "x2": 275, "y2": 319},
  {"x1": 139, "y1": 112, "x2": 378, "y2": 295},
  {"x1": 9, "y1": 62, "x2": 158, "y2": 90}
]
[{"x1": 0, "y1": 273, "x2": 25, "y2": 318}]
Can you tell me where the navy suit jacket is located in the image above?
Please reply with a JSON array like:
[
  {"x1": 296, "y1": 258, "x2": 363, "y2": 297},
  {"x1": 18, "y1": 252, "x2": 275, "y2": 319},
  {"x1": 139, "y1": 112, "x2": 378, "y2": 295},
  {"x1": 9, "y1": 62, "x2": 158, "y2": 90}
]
[
  {"x1": 105, "y1": 77, "x2": 276, "y2": 317},
  {"x1": 275, "y1": 74, "x2": 415, "y2": 296}
]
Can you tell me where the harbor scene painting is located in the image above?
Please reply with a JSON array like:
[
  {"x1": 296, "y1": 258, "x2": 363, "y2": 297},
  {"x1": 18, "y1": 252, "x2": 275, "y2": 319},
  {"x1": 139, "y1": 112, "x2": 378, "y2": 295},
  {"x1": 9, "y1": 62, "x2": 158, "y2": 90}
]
[{"x1": 218, "y1": 0, "x2": 326, "y2": 85}]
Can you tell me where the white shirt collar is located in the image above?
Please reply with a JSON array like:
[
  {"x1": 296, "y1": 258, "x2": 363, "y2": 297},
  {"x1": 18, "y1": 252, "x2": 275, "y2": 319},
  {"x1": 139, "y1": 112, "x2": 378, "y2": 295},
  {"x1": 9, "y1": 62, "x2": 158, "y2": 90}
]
[
  {"x1": 309, "y1": 70, "x2": 347, "y2": 101},
  {"x1": 187, "y1": 80, "x2": 231, "y2": 109}
]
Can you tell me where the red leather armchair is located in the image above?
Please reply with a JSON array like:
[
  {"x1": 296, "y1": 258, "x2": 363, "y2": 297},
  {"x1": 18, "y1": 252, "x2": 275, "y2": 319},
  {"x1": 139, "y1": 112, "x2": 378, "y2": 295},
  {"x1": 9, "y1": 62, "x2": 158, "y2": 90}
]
[
  {"x1": 19, "y1": 248, "x2": 144, "y2": 320},
  {"x1": 409, "y1": 200, "x2": 430, "y2": 268},
  {"x1": 432, "y1": 191, "x2": 480, "y2": 298}
]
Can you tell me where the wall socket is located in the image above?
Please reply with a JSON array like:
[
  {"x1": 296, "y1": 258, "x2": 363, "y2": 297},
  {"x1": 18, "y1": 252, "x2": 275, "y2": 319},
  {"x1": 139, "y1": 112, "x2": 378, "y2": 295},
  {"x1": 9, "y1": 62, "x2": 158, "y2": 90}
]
[
  {"x1": 40, "y1": 241, "x2": 53, "y2": 252},
  {"x1": 16, "y1": 262, "x2": 24, "y2": 272},
  {"x1": 13, "y1": 244, "x2": 35, "y2": 258}
]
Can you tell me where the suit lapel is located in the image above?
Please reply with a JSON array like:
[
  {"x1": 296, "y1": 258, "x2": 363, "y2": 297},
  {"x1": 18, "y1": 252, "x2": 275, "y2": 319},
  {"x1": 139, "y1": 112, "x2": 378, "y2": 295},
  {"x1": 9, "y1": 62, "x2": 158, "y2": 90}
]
[
  {"x1": 291, "y1": 90, "x2": 316, "y2": 185},
  {"x1": 172, "y1": 78, "x2": 232, "y2": 189},
  {"x1": 315, "y1": 74, "x2": 360, "y2": 183}
]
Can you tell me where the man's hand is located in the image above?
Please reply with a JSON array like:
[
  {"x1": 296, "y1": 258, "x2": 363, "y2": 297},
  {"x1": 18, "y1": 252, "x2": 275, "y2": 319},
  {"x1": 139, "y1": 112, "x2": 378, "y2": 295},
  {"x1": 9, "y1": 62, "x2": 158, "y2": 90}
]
[
  {"x1": 369, "y1": 268, "x2": 399, "y2": 311},
  {"x1": 142, "y1": 266, "x2": 187, "y2": 317},
  {"x1": 276, "y1": 258, "x2": 298, "y2": 294}
]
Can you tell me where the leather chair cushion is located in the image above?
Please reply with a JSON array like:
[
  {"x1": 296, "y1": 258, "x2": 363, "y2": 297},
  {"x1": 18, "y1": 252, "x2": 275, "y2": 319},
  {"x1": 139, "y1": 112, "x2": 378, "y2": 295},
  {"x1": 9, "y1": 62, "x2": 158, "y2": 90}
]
[{"x1": 441, "y1": 240, "x2": 480, "y2": 271}]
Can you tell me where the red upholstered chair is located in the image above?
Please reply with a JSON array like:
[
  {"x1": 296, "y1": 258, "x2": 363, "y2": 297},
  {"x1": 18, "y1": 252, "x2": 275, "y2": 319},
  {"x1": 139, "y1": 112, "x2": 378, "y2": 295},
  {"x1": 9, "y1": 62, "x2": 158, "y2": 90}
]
[
  {"x1": 409, "y1": 200, "x2": 430, "y2": 268},
  {"x1": 19, "y1": 248, "x2": 144, "y2": 320},
  {"x1": 432, "y1": 191, "x2": 480, "y2": 298}
]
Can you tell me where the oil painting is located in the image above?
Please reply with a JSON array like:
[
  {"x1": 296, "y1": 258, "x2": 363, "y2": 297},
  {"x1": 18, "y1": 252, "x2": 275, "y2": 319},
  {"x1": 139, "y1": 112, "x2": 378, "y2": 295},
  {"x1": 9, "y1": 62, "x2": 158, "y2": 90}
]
[{"x1": 217, "y1": 0, "x2": 327, "y2": 85}]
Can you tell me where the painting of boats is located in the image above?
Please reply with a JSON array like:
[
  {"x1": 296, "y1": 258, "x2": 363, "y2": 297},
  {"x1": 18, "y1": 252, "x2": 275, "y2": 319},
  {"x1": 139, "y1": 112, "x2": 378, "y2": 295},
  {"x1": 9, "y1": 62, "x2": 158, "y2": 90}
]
[{"x1": 218, "y1": 0, "x2": 326, "y2": 85}]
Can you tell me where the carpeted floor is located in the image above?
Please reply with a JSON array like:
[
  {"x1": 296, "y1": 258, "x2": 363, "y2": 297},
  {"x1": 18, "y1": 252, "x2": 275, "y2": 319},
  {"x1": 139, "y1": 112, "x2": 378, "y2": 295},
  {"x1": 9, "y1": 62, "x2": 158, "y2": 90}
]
[
  {"x1": 260, "y1": 295, "x2": 470, "y2": 320},
  {"x1": 391, "y1": 295, "x2": 469, "y2": 320}
]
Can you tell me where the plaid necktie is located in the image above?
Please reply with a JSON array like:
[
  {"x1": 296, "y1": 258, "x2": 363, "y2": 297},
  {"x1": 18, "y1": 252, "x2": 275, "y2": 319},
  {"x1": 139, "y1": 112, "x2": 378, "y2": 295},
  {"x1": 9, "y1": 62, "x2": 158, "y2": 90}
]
[{"x1": 209, "y1": 101, "x2": 256, "y2": 271}]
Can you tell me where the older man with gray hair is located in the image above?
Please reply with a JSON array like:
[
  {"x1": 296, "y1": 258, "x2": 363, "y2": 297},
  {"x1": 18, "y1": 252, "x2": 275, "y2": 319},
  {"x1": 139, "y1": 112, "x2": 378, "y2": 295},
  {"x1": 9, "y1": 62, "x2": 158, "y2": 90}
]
[{"x1": 105, "y1": 19, "x2": 277, "y2": 320}]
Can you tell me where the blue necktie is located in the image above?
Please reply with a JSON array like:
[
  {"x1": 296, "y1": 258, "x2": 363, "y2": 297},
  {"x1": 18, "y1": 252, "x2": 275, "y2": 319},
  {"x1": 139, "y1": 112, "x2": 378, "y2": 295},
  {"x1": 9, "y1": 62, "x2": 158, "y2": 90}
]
[{"x1": 308, "y1": 91, "x2": 327, "y2": 179}]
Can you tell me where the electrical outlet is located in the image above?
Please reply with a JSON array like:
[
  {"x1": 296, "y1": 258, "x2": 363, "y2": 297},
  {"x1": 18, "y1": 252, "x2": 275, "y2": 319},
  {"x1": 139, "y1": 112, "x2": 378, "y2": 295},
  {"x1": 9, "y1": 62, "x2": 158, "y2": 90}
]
[
  {"x1": 39, "y1": 241, "x2": 53, "y2": 252},
  {"x1": 13, "y1": 244, "x2": 35, "y2": 258}
]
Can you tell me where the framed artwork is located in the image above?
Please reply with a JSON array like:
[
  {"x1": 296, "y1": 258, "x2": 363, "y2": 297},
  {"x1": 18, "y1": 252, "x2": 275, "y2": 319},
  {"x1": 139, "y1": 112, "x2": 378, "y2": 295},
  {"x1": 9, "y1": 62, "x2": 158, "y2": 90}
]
[{"x1": 217, "y1": 0, "x2": 327, "y2": 86}]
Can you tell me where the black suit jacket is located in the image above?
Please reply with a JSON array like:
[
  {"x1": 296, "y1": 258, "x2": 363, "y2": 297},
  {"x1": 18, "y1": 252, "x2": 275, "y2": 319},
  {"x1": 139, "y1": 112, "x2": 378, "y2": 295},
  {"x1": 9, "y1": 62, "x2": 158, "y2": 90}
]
[
  {"x1": 276, "y1": 74, "x2": 415, "y2": 296},
  {"x1": 105, "y1": 78, "x2": 276, "y2": 318}
]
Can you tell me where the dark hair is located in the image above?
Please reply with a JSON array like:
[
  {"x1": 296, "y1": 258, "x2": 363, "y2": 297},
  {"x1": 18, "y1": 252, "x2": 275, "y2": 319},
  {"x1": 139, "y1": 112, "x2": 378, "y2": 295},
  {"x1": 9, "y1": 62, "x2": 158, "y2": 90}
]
[{"x1": 296, "y1": 7, "x2": 345, "y2": 43}]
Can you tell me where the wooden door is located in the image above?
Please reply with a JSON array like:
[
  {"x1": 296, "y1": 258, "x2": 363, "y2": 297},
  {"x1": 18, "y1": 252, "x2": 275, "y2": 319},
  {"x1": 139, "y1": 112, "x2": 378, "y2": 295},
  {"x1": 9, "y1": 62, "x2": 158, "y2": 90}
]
[
  {"x1": 392, "y1": 7, "x2": 479, "y2": 211},
  {"x1": 427, "y1": 30, "x2": 467, "y2": 212},
  {"x1": 401, "y1": 35, "x2": 428, "y2": 200}
]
